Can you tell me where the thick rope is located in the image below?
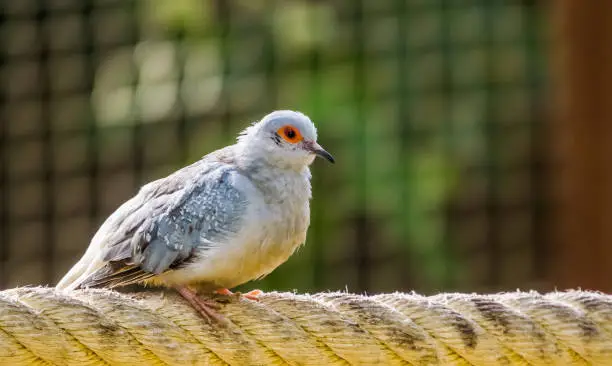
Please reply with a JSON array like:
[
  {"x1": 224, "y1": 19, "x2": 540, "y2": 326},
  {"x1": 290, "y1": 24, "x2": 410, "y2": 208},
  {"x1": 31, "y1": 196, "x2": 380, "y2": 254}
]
[{"x1": 0, "y1": 288, "x2": 611, "y2": 365}]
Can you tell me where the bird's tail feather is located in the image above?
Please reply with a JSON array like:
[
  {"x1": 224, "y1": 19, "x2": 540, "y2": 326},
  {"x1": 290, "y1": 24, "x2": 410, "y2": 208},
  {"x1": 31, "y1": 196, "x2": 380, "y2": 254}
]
[
  {"x1": 76, "y1": 263, "x2": 155, "y2": 289},
  {"x1": 56, "y1": 257, "x2": 90, "y2": 290}
]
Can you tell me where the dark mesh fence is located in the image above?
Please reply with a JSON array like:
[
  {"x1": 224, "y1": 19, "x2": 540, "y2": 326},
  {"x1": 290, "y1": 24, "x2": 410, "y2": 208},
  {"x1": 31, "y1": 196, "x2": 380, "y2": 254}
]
[{"x1": 0, "y1": 0, "x2": 549, "y2": 294}]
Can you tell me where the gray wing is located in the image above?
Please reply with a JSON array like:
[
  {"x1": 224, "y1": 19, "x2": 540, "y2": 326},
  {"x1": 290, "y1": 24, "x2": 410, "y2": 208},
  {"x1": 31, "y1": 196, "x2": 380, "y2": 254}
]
[{"x1": 78, "y1": 161, "x2": 249, "y2": 288}]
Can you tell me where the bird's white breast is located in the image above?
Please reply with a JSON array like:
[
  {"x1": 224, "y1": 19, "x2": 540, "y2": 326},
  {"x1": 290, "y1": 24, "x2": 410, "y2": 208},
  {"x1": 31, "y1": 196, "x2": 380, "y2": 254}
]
[{"x1": 159, "y1": 167, "x2": 311, "y2": 289}]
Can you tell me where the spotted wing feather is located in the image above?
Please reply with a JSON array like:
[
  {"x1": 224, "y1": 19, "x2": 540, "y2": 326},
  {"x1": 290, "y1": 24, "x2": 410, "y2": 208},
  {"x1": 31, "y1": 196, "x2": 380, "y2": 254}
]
[{"x1": 78, "y1": 161, "x2": 249, "y2": 289}]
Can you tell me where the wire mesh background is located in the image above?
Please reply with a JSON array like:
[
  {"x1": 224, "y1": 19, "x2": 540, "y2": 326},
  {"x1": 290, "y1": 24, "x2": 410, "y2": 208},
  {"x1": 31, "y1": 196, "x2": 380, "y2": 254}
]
[{"x1": 0, "y1": 0, "x2": 549, "y2": 294}]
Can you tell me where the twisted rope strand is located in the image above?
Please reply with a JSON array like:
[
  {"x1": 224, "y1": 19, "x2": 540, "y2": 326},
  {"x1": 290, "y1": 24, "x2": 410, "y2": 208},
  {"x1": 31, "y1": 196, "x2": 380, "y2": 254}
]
[{"x1": 0, "y1": 288, "x2": 611, "y2": 365}]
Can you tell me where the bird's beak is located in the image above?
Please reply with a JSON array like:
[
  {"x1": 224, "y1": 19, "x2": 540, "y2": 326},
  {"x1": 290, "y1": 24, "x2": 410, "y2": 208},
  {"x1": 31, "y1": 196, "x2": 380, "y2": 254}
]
[{"x1": 307, "y1": 141, "x2": 335, "y2": 164}]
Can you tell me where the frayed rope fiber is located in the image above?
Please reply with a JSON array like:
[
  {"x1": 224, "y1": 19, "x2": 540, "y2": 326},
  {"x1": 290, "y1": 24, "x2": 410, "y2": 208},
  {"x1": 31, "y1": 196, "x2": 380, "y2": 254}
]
[{"x1": 0, "y1": 287, "x2": 611, "y2": 365}]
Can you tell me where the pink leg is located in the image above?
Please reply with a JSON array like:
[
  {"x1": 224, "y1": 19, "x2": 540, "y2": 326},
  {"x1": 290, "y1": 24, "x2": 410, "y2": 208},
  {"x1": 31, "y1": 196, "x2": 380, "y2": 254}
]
[
  {"x1": 175, "y1": 286, "x2": 224, "y2": 323},
  {"x1": 215, "y1": 288, "x2": 263, "y2": 301}
]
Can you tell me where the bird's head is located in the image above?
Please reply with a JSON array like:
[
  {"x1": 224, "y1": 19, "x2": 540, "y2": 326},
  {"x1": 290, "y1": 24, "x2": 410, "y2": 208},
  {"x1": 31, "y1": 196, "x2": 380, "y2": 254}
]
[{"x1": 237, "y1": 110, "x2": 334, "y2": 170}]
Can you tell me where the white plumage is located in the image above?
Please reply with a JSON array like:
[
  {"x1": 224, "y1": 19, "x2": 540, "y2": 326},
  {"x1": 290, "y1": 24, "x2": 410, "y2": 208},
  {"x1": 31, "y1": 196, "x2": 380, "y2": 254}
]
[{"x1": 56, "y1": 111, "x2": 333, "y2": 319}]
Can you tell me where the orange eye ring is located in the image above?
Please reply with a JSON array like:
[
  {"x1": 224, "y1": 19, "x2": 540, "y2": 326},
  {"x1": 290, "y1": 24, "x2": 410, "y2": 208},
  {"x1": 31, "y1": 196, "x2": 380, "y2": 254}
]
[{"x1": 277, "y1": 125, "x2": 303, "y2": 144}]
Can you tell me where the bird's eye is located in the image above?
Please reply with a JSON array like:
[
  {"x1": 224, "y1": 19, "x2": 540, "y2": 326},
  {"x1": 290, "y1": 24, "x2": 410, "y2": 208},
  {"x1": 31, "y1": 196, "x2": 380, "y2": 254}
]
[
  {"x1": 286, "y1": 128, "x2": 296, "y2": 139},
  {"x1": 277, "y1": 125, "x2": 303, "y2": 144}
]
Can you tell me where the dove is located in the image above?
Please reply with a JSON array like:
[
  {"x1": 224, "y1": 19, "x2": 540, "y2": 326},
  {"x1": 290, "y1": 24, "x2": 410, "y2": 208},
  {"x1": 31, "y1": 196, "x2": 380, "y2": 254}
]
[{"x1": 56, "y1": 110, "x2": 334, "y2": 321}]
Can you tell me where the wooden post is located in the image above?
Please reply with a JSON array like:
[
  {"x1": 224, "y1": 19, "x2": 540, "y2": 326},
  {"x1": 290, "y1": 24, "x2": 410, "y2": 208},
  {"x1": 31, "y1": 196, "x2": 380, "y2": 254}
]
[{"x1": 551, "y1": 1, "x2": 612, "y2": 291}]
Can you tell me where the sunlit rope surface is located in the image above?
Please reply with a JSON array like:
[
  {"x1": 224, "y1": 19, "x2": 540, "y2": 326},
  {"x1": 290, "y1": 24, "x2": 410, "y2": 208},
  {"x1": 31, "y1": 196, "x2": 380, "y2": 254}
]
[{"x1": 0, "y1": 287, "x2": 611, "y2": 365}]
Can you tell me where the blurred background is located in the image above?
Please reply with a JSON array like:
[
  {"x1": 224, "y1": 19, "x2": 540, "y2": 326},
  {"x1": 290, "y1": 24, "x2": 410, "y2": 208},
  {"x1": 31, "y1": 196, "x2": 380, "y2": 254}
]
[{"x1": 1, "y1": 0, "x2": 610, "y2": 295}]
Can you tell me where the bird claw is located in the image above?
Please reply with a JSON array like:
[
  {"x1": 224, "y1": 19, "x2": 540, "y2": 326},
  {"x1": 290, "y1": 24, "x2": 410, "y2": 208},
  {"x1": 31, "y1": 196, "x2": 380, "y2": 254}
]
[
  {"x1": 190, "y1": 298, "x2": 225, "y2": 324},
  {"x1": 215, "y1": 288, "x2": 263, "y2": 301},
  {"x1": 176, "y1": 286, "x2": 226, "y2": 324},
  {"x1": 243, "y1": 289, "x2": 263, "y2": 301}
]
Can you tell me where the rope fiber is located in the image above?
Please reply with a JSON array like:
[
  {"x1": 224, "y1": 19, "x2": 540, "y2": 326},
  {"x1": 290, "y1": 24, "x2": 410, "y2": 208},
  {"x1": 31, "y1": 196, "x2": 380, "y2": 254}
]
[{"x1": 0, "y1": 287, "x2": 611, "y2": 365}]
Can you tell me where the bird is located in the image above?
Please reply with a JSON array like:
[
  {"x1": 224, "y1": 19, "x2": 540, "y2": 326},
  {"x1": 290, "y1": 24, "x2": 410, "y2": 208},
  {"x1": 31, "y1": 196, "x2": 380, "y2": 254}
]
[{"x1": 56, "y1": 110, "x2": 334, "y2": 321}]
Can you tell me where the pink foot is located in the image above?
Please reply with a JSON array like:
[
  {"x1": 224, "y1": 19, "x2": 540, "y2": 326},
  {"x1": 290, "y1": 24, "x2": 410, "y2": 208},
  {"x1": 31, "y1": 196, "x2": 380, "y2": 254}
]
[
  {"x1": 215, "y1": 288, "x2": 263, "y2": 301},
  {"x1": 244, "y1": 289, "x2": 263, "y2": 301},
  {"x1": 215, "y1": 288, "x2": 234, "y2": 296},
  {"x1": 176, "y1": 286, "x2": 224, "y2": 323}
]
